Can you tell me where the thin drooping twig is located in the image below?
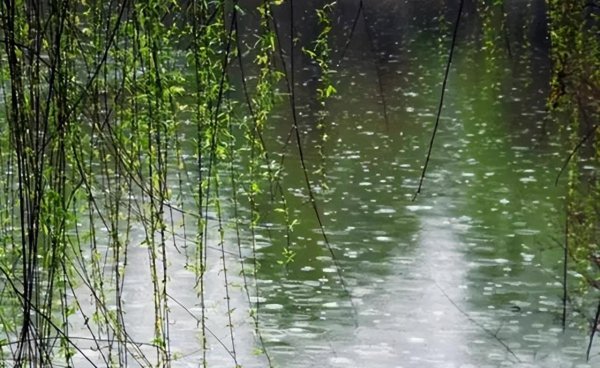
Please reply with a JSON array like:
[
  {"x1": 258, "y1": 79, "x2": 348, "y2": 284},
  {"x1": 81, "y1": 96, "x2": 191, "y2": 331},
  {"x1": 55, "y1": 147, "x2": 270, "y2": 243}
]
[
  {"x1": 555, "y1": 124, "x2": 599, "y2": 186},
  {"x1": 413, "y1": 0, "x2": 464, "y2": 200},
  {"x1": 0, "y1": 266, "x2": 101, "y2": 368},
  {"x1": 336, "y1": 0, "x2": 364, "y2": 66},
  {"x1": 287, "y1": 0, "x2": 358, "y2": 324},
  {"x1": 434, "y1": 281, "x2": 522, "y2": 362},
  {"x1": 500, "y1": 0, "x2": 512, "y2": 58},
  {"x1": 232, "y1": 7, "x2": 275, "y2": 366},
  {"x1": 201, "y1": 5, "x2": 239, "y2": 366},
  {"x1": 336, "y1": 0, "x2": 389, "y2": 127},
  {"x1": 361, "y1": 2, "x2": 390, "y2": 128},
  {"x1": 587, "y1": 299, "x2": 600, "y2": 360},
  {"x1": 64, "y1": 0, "x2": 129, "y2": 122},
  {"x1": 563, "y1": 206, "x2": 569, "y2": 331},
  {"x1": 166, "y1": 293, "x2": 238, "y2": 361}
]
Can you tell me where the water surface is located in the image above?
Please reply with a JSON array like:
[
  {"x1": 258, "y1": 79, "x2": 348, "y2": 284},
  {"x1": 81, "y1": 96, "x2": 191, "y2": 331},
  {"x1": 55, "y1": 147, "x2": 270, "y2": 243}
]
[
  {"x1": 239, "y1": 2, "x2": 596, "y2": 367},
  {"x1": 58, "y1": 1, "x2": 598, "y2": 367}
]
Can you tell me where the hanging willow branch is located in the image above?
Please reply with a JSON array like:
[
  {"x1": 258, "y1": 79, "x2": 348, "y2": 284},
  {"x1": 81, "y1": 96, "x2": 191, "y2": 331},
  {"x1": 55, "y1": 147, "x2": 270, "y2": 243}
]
[
  {"x1": 413, "y1": 0, "x2": 464, "y2": 200},
  {"x1": 337, "y1": 0, "x2": 389, "y2": 127}
]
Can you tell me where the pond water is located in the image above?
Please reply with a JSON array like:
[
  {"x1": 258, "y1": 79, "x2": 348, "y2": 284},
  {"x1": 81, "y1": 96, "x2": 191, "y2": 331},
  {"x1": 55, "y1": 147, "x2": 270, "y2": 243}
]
[
  {"x1": 232, "y1": 1, "x2": 596, "y2": 368},
  {"x1": 58, "y1": 1, "x2": 598, "y2": 367}
]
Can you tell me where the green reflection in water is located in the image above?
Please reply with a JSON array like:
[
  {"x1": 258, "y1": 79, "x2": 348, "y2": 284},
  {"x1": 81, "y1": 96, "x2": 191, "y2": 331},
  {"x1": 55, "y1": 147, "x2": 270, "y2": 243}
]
[{"x1": 245, "y1": 4, "x2": 594, "y2": 367}]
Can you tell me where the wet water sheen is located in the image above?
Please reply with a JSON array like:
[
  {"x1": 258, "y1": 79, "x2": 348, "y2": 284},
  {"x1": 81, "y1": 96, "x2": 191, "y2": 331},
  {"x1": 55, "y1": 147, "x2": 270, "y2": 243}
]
[
  {"x1": 240, "y1": 1, "x2": 597, "y2": 368},
  {"x1": 63, "y1": 1, "x2": 596, "y2": 367}
]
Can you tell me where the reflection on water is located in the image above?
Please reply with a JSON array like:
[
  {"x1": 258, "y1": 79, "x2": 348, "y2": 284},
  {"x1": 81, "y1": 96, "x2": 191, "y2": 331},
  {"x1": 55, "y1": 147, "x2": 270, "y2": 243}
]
[
  {"x1": 246, "y1": 1, "x2": 596, "y2": 367},
  {"x1": 62, "y1": 1, "x2": 595, "y2": 367}
]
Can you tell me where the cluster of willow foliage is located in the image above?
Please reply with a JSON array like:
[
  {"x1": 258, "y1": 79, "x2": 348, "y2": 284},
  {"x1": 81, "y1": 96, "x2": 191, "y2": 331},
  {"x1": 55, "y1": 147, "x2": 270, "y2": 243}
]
[
  {"x1": 548, "y1": 0, "x2": 600, "y2": 341},
  {"x1": 0, "y1": 0, "x2": 337, "y2": 367}
]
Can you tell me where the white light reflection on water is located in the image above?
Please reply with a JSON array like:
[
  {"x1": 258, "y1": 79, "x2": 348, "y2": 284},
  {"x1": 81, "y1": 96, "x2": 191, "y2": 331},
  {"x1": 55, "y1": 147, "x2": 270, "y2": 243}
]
[{"x1": 70, "y1": 216, "x2": 267, "y2": 368}]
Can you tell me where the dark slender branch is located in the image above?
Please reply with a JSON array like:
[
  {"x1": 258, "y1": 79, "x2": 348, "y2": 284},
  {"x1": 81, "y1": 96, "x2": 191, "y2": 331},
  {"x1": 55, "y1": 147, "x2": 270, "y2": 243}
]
[
  {"x1": 336, "y1": 0, "x2": 363, "y2": 66},
  {"x1": 434, "y1": 281, "x2": 522, "y2": 362},
  {"x1": 64, "y1": 0, "x2": 129, "y2": 121},
  {"x1": 268, "y1": 4, "x2": 296, "y2": 169},
  {"x1": 166, "y1": 293, "x2": 237, "y2": 361},
  {"x1": 555, "y1": 124, "x2": 599, "y2": 186},
  {"x1": 0, "y1": 266, "x2": 100, "y2": 368},
  {"x1": 563, "y1": 206, "x2": 569, "y2": 331},
  {"x1": 413, "y1": 0, "x2": 464, "y2": 200},
  {"x1": 336, "y1": 0, "x2": 389, "y2": 127},
  {"x1": 361, "y1": 1, "x2": 389, "y2": 128},
  {"x1": 500, "y1": 0, "x2": 512, "y2": 58},
  {"x1": 0, "y1": 39, "x2": 52, "y2": 67},
  {"x1": 199, "y1": 4, "x2": 240, "y2": 367},
  {"x1": 587, "y1": 299, "x2": 600, "y2": 360},
  {"x1": 233, "y1": 10, "x2": 275, "y2": 366},
  {"x1": 288, "y1": 0, "x2": 358, "y2": 325}
]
